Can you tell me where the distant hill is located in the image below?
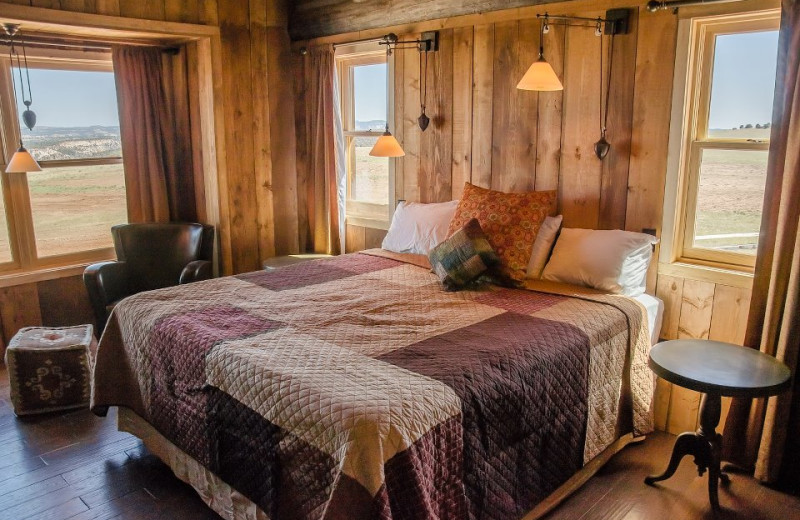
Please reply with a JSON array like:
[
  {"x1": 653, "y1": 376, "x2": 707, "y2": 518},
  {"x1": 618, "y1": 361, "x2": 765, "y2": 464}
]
[
  {"x1": 355, "y1": 120, "x2": 386, "y2": 132},
  {"x1": 708, "y1": 127, "x2": 771, "y2": 139},
  {"x1": 23, "y1": 125, "x2": 121, "y2": 161}
]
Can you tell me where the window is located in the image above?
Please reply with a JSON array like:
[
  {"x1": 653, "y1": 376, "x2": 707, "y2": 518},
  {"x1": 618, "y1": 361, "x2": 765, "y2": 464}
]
[
  {"x1": 0, "y1": 50, "x2": 126, "y2": 275},
  {"x1": 336, "y1": 45, "x2": 393, "y2": 226},
  {"x1": 673, "y1": 12, "x2": 779, "y2": 270}
]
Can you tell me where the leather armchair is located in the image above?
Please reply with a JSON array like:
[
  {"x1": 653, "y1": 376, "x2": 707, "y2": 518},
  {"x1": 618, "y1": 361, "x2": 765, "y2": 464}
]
[{"x1": 84, "y1": 223, "x2": 215, "y2": 334}]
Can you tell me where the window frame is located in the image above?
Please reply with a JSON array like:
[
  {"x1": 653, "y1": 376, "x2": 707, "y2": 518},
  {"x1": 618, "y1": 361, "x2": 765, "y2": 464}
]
[
  {"x1": 670, "y1": 11, "x2": 779, "y2": 272},
  {"x1": 336, "y1": 44, "x2": 394, "y2": 229},
  {"x1": 0, "y1": 49, "x2": 124, "y2": 277}
]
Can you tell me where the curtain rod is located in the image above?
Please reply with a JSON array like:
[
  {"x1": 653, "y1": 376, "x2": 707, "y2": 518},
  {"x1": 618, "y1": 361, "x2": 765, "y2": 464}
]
[
  {"x1": 646, "y1": 0, "x2": 746, "y2": 12},
  {"x1": 298, "y1": 37, "x2": 383, "y2": 54}
]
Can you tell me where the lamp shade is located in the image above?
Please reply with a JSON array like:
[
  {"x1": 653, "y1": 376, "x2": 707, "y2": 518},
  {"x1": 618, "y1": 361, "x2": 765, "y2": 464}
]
[
  {"x1": 517, "y1": 57, "x2": 564, "y2": 91},
  {"x1": 5, "y1": 146, "x2": 41, "y2": 173},
  {"x1": 369, "y1": 131, "x2": 405, "y2": 158}
]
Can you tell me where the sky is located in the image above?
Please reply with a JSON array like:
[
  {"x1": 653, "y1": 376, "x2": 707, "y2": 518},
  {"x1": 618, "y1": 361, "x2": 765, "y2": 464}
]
[
  {"x1": 354, "y1": 63, "x2": 387, "y2": 122},
  {"x1": 14, "y1": 68, "x2": 119, "y2": 129},
  {"x1": 708, "y1": 29, "x2": 779, "y2": 130}
]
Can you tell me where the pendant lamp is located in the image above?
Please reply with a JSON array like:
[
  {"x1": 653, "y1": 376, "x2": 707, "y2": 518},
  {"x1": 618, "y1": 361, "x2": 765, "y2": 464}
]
[
  {"x1": 369, "y1": 43, "x2": 405, "y2": 157},
  {"x1": 4, "y1": 23, "x2": 41, "y2": 173},
  {"x1": 517, "y1": 17, "x2": 563, "y2": 92}
]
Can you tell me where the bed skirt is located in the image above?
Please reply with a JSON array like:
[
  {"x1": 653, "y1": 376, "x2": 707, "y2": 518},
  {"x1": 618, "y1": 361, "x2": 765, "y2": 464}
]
[{"x1": 118, "y1": 407, "x2": 644, "y2": 520}]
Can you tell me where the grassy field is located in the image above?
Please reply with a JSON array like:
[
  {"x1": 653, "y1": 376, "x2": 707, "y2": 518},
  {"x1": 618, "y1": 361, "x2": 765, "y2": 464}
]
[
  {"x1": 26, "y1": 164, "x2": 127, "y2": 258},
  {"x1": 693, "y1": 148, "x2": 767, "y2": 253},
  {"x1": 352, "y1": 141, "x2": 390, "y2": 204}
]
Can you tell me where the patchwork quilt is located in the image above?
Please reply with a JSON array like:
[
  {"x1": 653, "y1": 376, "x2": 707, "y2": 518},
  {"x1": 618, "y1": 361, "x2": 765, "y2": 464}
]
[{"x1": 92, "y1": 250, "x2": 654, "y2": 520}]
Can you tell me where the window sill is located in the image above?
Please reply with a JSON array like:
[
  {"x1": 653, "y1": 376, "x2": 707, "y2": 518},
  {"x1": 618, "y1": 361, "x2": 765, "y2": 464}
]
[
  {"x1": 346, "y1": 216, "x2": 390, "y2": 231},
  {"x1": 658, "y1": 261, "x2": 754, "y2": 289},
  {"x1": 0, "y1": 261, "x2": 103, "y2": 289}
]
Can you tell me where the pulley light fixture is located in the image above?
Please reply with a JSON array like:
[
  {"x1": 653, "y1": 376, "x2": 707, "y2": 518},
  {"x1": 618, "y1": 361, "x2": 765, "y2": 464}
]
[
  {"x1": 3, "y1": 23, "x2": 41, "y2": 173},
  {"x1": 517, "y1": 10, "x2": 631, "y2": 160}
]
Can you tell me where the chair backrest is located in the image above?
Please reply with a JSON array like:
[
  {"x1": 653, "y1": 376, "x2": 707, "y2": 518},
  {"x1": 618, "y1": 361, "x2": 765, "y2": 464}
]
[{"x1": 111, "y1": 223, "x2": 214, "y2": 293}]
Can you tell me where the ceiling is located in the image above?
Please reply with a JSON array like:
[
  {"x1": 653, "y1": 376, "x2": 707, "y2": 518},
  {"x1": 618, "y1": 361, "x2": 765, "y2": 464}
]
[{"x1": 288, "y1": 0, "x2": 560, "y2": 40}]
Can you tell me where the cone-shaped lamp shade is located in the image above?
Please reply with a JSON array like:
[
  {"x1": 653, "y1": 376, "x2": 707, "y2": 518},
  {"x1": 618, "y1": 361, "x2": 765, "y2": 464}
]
[
  {"x1": 369, "y1": 131, "x2": 405, "y2": 158},
  {"x1": 5, "y1": 146, "x2": 41, "y2": 173},
  {"x1": 517, "y1": 57, "x2": 563, "y2": 91}
]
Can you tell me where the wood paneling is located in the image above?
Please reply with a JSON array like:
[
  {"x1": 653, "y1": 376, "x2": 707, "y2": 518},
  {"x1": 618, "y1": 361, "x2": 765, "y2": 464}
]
[
  {"x1": 0, "y1": 275, "x2": 95, "y2": 358},
  {"x1": 419, "y1": 28, "x2": 454, "y2": 203},
  {"x1": 471, "y1": 24, "x2": 494, "y2": 189}
]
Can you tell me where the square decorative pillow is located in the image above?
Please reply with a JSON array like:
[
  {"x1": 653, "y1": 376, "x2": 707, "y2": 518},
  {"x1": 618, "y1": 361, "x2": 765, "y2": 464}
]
[
  {"x1": 447, "y1": 182, "x2": 557, "y2": 283},
  {"x1": 429, "y1": 218, "x2": 501, "y2": 291}
]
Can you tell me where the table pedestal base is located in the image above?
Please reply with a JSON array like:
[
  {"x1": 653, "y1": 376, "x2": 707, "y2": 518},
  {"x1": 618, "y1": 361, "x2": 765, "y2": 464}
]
[{"x1": 645, "y1": 392, "x2": 729, "y2": 512}]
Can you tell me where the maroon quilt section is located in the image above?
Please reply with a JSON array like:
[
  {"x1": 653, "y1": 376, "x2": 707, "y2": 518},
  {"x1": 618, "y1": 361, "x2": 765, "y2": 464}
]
[{"x1": 378, "y1": 311, "x2": 591, "y2": 519}]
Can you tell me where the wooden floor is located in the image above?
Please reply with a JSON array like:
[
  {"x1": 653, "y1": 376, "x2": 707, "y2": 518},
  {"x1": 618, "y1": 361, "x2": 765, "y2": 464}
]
[{"x1": 1, "y1": 365, "x2": 799, "y2": 520}]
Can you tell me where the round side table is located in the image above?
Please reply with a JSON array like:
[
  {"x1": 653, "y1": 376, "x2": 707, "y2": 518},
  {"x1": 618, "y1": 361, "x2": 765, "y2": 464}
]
[{"x1": 645, "y1": 339, "x2": 791, "y2": 512}]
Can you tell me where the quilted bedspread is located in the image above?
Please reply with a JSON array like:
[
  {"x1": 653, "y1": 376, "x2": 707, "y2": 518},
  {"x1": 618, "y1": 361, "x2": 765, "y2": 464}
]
[{"x1": 92, "y1": 250, "x2": 654, "y2": 520}]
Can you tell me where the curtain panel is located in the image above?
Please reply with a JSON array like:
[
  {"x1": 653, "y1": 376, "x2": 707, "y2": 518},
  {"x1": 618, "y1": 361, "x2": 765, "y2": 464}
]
[
  {"x1": 112, "y1": 46, "x2": 197, "y2": 224},
  {"x1": 304, "y1": 45, "x2": 345, "y2": 255},
  {"x1": 722, "y1": 0, "x2": 800, "y2": 485}
]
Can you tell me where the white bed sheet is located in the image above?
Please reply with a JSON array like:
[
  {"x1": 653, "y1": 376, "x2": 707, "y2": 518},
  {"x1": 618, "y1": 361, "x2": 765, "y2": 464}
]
[{"x1": 632, "y1": 293, "x2": 664, "y2": 345}]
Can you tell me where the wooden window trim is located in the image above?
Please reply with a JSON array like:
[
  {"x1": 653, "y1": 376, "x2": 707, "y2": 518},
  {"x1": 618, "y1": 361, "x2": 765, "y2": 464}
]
[
  {"x1": 668, "y1": 10, "x2": 780, "y2": 272},
  {"x1": 0, "y1": 52, "x2": 122, "y2": 276},
  {"x1": 336, "y1": 44, "x2": 394, "y2": 227}
]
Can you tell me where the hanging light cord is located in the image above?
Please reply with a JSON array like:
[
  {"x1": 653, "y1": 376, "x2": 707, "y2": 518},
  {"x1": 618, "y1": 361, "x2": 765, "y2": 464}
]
[
  {"x1": 538, "y1": 17, "x2": 546, "y2": 58},
  {"x1": 420, "y1": 48, "x2": 428, "y2": 114},
  {"x1": 8, "y1": 34, "x2": 34, "y2": 122},
  {"x1": 599, "y1": 31, "x2": 615, "y2": 138},
  {"x1": 384, "y1": 43, "x2": 391, "y2": 133}
]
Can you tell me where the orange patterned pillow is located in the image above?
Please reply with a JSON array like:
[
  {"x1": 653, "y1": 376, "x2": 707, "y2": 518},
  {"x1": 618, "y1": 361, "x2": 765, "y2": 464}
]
[{"x1": 447, "y1": 183, "x2": 557, "y2": 282}]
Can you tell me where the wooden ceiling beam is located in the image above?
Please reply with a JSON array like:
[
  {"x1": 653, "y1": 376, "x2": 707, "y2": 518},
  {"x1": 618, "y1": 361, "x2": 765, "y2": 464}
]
[{"x1": 288, "y1": 0, "x2": 565, "y2": 40}]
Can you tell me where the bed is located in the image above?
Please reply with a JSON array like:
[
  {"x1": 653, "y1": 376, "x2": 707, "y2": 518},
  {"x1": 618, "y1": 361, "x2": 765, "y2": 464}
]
[{"x1": 91, "y1": 249, "x2": 657, "y2": 520}]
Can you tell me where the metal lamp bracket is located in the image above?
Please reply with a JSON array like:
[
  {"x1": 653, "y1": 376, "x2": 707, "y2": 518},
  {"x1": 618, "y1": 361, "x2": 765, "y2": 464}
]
[
  {"x1": 604, "y1": 9, "x2": 631, "y2": 35},
  {"x1": 380, "y1": 31, "x2": 440, "y2": 53},
  {"x1": 539, "y1": 9, "x2": 631, "y2": 36}
]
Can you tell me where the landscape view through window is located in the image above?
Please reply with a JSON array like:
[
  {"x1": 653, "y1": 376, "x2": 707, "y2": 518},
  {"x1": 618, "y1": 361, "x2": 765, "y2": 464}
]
[
  {"x1": 10, "y1": 67, "x2": 127, "y2": 259},
  {"x1": 692, "y1": 29, "x2": 778, "y2": 255}
]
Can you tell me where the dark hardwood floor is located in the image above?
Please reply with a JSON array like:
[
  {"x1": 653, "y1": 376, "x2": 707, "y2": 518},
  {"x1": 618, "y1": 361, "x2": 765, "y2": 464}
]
[{"x1": 1, "y1": 364, "x2": 799, "y2": 520}]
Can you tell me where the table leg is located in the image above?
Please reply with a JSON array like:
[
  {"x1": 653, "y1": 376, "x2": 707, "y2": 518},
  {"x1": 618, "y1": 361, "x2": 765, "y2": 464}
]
[{"x1": 645, "y1": 392, "x2": 726, "y2": 512}]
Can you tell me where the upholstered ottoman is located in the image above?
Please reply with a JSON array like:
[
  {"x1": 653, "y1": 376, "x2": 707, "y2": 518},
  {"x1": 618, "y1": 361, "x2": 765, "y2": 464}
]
[{"x1": 4, "y1": 325, "x2": 96, "y2": 416}]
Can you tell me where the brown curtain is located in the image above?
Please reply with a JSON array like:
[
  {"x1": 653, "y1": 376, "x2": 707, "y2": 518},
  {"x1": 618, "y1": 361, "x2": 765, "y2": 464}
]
[
  {"x1": 306, "y1": 45, "x2": 343, "y2": 255},
  {"x1": 113, "y1": 46, "x2": 196, "y2": 223},
  {"x1": 722, "y1": 0, "x2": 800, "y2": 485}
]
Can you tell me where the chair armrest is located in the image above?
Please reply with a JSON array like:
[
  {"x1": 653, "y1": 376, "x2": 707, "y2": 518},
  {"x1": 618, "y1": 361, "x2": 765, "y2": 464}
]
[
  {"x1": 179, "y1": 260, "x2": 213, "y2": 284},
  {"x1": 84, "y1": 261, "x2": 130, "y2": 306},
  {"x1": 84, "y1": 261, "x2": 130, "y2": 333}
]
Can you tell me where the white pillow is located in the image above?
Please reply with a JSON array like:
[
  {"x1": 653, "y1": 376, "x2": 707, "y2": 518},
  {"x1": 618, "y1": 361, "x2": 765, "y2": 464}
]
[
  {"x1": 526, "y1": 215, "x2": 563, "y2": 279},
  {"x1": 381, "y1": 200, "x2": 459, "y2": 255},
  {"x1": 541, "y1": 228, "x2": 658, "y2": 296}
]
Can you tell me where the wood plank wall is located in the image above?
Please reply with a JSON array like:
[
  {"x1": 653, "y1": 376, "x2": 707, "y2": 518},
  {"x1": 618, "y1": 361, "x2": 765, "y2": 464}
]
[
  {"x1": 0, "y1": 0, "x2": 300, "y2": 275},
  {"x1": 310, "y1": 2, "x2": 756, "y2": 434}
]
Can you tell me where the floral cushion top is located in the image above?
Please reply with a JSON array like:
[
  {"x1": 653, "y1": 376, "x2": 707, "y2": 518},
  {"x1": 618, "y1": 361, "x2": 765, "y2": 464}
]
[{"x1": 447, "y1": 182, "x2": 557, "y2": 282}]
